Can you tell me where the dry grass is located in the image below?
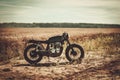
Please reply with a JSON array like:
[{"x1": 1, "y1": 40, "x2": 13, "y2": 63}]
[
  {"x1": 71, "y1": 33, "x2": 120, "y2": 54},
  {"x1": 0, "y1": 39, "x2": 24, "y2": 62},
  {"x1": 0, "y1": 28, "x2": 120, "y2": 61}
]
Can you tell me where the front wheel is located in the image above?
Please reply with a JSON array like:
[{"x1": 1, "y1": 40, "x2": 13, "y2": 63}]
[
  {"x1": 65, "y1": 44, "x2": 84, "y2": 63},
  {"x1": 24, "y1": 44, "x2": 43, "y2": 65}
]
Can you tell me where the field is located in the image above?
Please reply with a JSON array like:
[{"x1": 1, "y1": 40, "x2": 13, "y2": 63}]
[{"x1": 0, "y1": 28, "x2": 120, "y2": 80}]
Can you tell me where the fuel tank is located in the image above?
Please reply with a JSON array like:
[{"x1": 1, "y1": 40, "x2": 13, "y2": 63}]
[{"x1": 47, "y1": 36, "x2": 64, "y2": 43}]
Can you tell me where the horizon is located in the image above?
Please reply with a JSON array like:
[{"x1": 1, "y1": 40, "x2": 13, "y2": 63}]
[
  {"x1": 0, "y1": 22, "x2": 120, "y2": 25},
  {"x1": 0, "y1": 0, "x2": 120, "y2": 24}
]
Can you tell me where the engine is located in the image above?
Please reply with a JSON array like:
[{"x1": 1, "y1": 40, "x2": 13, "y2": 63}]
[{"x1": 49, "y1": 42, "x2": 62, "y2": 54}]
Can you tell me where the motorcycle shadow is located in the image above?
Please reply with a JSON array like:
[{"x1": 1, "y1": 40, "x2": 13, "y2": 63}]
[{"x1": 14, "y1": 62, "x2": 71, "y2": 67}]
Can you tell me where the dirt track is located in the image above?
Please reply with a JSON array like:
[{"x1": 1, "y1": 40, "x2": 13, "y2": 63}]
[{"x1": 0, "y1": 51, "x2": 120, "y2": 80}]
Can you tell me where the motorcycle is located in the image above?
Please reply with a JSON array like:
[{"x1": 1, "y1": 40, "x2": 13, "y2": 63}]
[{"x1": 24, "y1": 32, "x2": 84, "y2": 65}]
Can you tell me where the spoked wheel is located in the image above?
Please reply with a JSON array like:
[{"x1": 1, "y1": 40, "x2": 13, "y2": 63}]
[
  {"x1": 24, "y1": 44, "x2": 43, "y2": 65},
  {"x1": 66, "y1": 44, "x2": 84, "y2": 63}
]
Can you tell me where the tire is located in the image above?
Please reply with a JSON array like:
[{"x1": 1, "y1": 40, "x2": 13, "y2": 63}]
[
  {"x1": 65, "y1": 44, "x2": 84, "y2": 63},
  {"x1": 24, "y1": 44, "x2": 43, "y2": 65}
]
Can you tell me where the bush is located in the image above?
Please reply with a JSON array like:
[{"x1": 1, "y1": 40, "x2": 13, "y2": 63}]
[{"x1": 0, "y1": 39, "x2": 24, "y2": 62}]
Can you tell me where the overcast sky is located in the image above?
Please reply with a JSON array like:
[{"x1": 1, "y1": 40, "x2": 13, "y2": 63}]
[{"x1": 0, "y1": 0, "x2": 120, "y2": 24}]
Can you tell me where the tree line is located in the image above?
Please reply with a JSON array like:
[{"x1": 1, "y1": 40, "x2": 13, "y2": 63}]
[{"x1": 0, "y1": 23, "x2": 120, "y2": 28}]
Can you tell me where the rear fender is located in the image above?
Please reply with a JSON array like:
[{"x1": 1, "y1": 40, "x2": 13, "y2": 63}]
[{"x1": 25, "y1": 40, "x2": 45, "y2": 50}]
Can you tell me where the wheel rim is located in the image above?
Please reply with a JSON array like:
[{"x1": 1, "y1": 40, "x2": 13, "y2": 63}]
[
  {"x1": 30, "y1": 50, "x2": 37, "y2": 58},
  {"x1": 27, "y1": 48, "x2": 39, "y2": 61},
  {"x1": 68, "y1": 47, "x2": 81, "y2": 60}
]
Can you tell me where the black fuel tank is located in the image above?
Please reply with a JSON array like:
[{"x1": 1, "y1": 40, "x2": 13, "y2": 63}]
[{"x1": 47, "y1": 36, "x2": 64, "y2": 43}]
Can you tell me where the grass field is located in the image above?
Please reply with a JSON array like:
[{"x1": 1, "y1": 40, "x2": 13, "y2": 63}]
[{"x1": 0, "y1": 28, "x2": 120, "y2": 80}]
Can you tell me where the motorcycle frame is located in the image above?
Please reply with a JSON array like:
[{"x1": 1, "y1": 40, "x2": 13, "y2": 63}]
[{"x1": 27, "y1": 38, "x2": 71, "y2": 57}]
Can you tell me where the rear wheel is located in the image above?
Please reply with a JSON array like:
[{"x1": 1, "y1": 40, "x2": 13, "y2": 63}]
[
  {"x1": 66, "y1": 44, "x2": 84, "y2": 63},
  {"x1": 24, "y1": 44, "x2": 43, "y2": 65}
]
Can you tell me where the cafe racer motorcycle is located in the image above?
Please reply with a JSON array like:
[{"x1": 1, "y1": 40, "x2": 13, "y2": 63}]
[{"x1": 24, "y1": 32, "x2": 84, "y2": 64}]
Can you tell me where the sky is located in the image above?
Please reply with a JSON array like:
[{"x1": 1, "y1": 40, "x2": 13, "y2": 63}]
[{"x1": 0, "y1": 0, "x2": 120, "y2": 24}]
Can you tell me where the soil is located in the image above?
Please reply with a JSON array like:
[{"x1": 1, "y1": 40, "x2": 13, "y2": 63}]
[{"x1": 0, "y1": 52, "x2": 120, "y2": 80}]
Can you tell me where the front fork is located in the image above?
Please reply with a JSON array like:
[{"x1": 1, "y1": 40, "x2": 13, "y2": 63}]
[
  {"x1": 66, "y1": 40, "x2": 76, "y2": 55},
  {"x1": 67, "y1": 40, "x2": 71, "y2": 45}
]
